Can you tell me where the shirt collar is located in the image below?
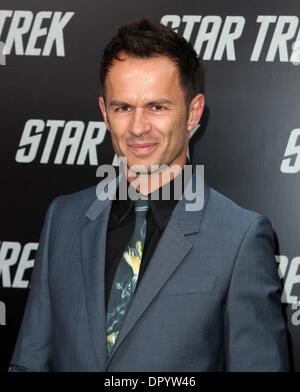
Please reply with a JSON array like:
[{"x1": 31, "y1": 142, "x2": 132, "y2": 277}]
[{"x1": 109, "y1": 157, "x2": 193, "y2": 230}]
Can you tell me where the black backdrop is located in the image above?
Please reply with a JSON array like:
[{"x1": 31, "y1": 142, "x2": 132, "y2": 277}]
[{"x1": 1, "y1": 0, "x2": 300, "y2": 372}]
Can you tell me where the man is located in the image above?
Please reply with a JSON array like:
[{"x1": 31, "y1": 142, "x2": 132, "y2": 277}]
[{"x1": 9, "y1": 18, "x2": 289, "y2": 372}]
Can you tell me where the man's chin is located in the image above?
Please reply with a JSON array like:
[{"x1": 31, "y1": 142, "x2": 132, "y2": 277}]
[
  {"x1": 126, "y1": 159, "x2": 163, "y2": 175},
  {"x1": 127, "y1": 163, "x2": 153, "y2": 175}
]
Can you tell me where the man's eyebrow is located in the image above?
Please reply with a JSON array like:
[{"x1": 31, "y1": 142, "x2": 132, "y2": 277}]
[
  {"x1": 110, "y1": 100, "x2": 131, "y2": 107},
  {"x1": 109, "y1": 99, "x2": 174, "y2": 107},
  {"x1": 147, "y1": 99, "x2": 174, "y2": 106}
]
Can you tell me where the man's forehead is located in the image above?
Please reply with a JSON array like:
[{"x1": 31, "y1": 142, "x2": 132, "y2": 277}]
[
  {"x1": 105, "y1": 56, "x2": 180, "y2": 94},
  {"x1": 105, "y1": 83, "x2": 180, "y2": 105},
  {"x1": 103, "y1": 53, "x2": 184, "y2": 103},
  {"x1": 107, "y1": 52, "x2": 179, "y2": 75}
]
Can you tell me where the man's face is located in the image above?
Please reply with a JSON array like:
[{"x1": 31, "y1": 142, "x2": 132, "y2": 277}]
[{"x1": 99, "y1": 52, "x2": 204, "y2": 173}]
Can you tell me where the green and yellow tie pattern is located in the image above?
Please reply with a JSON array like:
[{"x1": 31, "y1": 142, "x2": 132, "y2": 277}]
[{"x1": 106, "y1": 198, "x2": 149, "y2": 355}]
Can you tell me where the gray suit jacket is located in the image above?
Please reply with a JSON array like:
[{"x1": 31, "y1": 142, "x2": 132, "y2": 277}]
[{"x1": 10, "y1": 170, "x2": 289, "y2": 371}]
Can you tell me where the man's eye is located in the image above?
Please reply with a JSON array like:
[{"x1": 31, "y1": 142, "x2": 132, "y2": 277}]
[
  {"x1": 115, "y1": 106, "x2": 130, "y2": 112},
  {"x1": 151, "y1": 105, "x2": 165, "y2": 111}
]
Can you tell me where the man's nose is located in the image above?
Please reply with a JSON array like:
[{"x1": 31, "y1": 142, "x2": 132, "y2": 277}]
[{"x1": 130, "y1": 108, "x2": 151, "y2": 136}]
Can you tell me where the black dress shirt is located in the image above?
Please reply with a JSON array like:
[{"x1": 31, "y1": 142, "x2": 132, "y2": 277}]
[{"x1": 105, "y1": 158, "x2": 192, "y2": 310}]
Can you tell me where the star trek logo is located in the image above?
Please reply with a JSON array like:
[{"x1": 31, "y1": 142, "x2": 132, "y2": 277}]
[
  {"x1": 15, "y1": 119, "x2": 107, "y2": 165},
  {"x1": 0, "y1": 241, "x2": 37, "y2": 289},
  {"x1": 0, "y1": 10, "x2": 74, "y2": 56},
  {"x1": 281, "y1": 129, "x2": 300, "y2": 174},
  {"x1": 0, "y1": 40, "x2": 5, "y2": 64},
  {"x1": 276, "y1": 255, "x2": 300, "y2": 327},
  {"x1": 0, "y1": 301, "x2": 6, "y2": 325},
  {"x1": 161, "y1": 15, "x2": 300, "y2": 63}
]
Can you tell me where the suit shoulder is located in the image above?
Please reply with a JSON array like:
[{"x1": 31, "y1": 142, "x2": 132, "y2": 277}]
[
  {"x1": 206, "y1": 185, "x2": 271, "y2": 231},
  {"x1": 50, "y1": 184, "x2": 98, "y2": 220}
]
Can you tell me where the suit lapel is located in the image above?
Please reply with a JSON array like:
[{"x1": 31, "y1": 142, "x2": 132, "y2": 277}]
[
  {"x1": 105, "y1": 218, "x2": 193, "y2": 368},
  {"x1": 80, "y1": 176, "x2": 119, "y2": 371}
]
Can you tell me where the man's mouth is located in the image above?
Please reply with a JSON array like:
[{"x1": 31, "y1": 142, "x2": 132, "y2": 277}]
[{"x1": 128, "y1": 143, "x2": 158, "y2": 156}]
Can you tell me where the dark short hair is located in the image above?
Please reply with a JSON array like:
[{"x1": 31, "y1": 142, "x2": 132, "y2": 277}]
[{"x1": 100, "y1": 18, "x2": 204, "y2": 107}]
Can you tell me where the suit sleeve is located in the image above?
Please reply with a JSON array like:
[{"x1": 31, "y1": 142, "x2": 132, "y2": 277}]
[
  {"x1": 8, "y1": 197, "x2": 59, "y2": 372},
  {"x1": 224, "y1": 215, "x2": 290, "y2": 371}
]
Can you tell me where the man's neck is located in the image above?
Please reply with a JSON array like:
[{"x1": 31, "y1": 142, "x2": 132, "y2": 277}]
[{"x1": 125, "y1": 156, "x2": 190, "y2": 196}]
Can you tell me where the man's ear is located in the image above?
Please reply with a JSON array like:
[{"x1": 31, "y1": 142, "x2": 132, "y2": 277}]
[
  {"x1": 98, "y1": 96, "x2": 110, "y2": 131},
  {"x1": 187, "y1": 93, "x2": 205, "y2": 131}
]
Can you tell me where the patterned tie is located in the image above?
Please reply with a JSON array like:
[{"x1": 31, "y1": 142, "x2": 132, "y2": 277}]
[{"x1": 106, "y1": 197, "x2": 149, "y2": 355}]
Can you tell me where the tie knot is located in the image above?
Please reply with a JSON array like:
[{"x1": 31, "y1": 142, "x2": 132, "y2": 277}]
[{"x1": 134, "y1": 198, "x2": 149, "y2": 218}]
